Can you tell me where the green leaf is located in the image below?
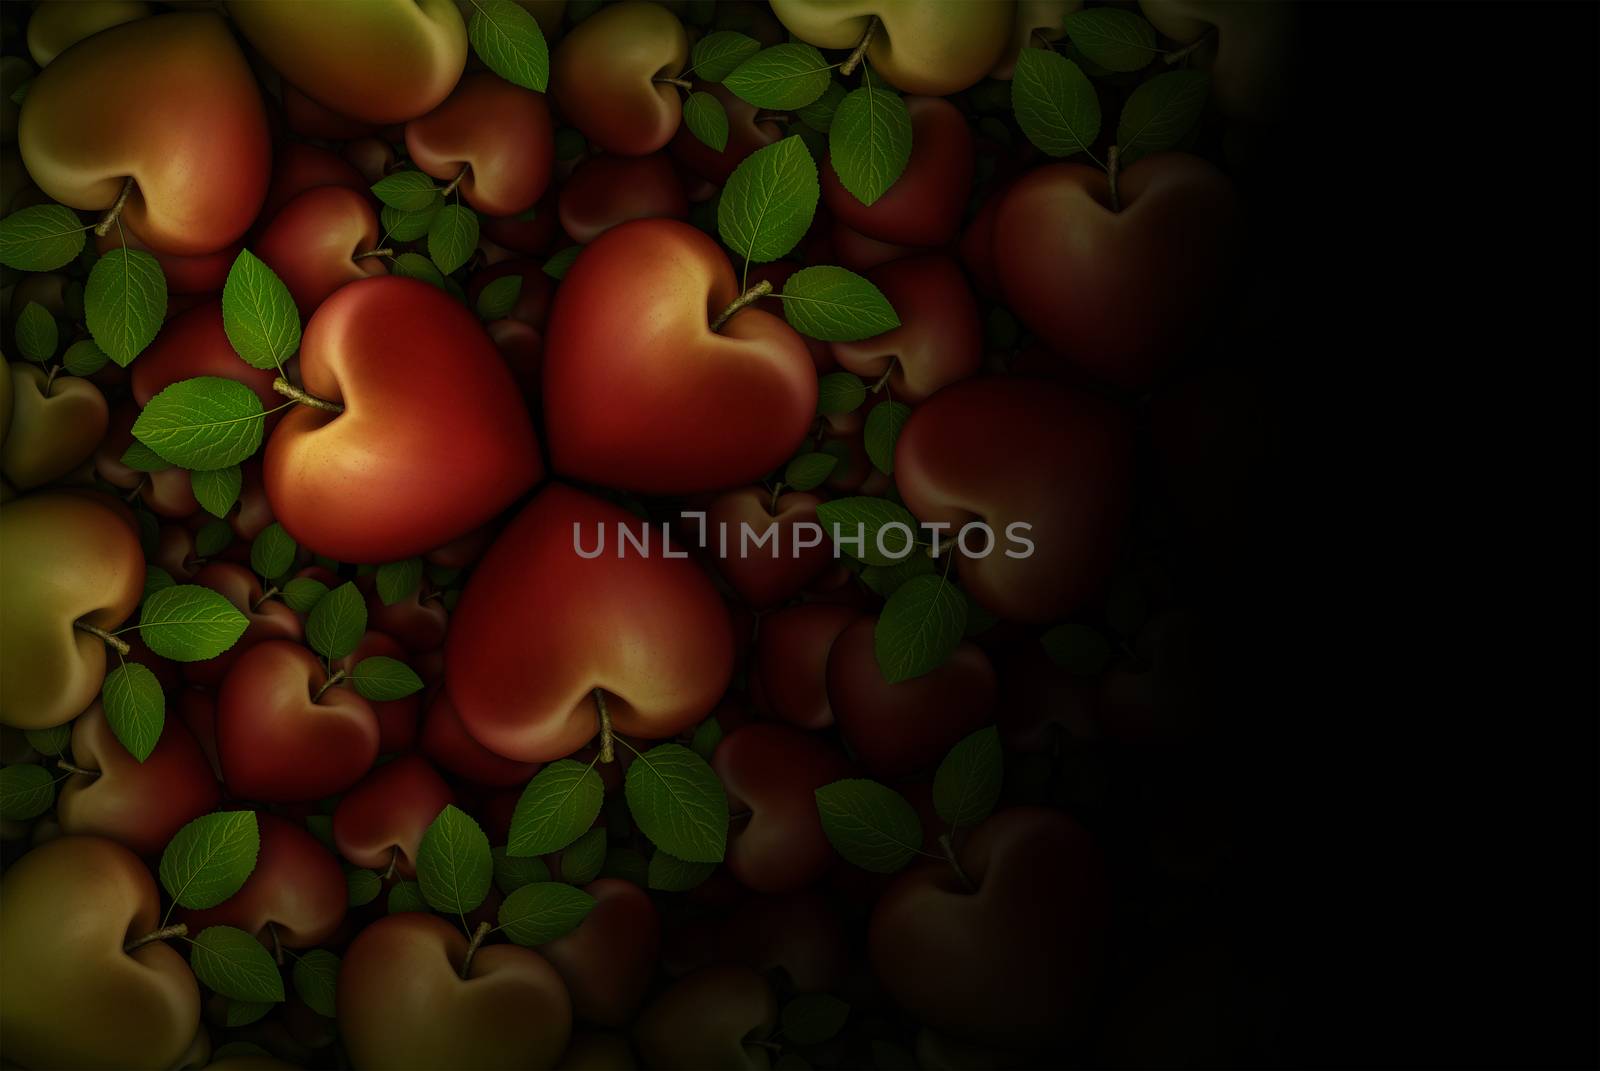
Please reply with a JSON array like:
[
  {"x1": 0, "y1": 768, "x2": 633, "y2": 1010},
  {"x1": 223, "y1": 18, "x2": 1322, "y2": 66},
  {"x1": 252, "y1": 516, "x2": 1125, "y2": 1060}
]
[
  {"x1": 1117, "y1": 70, "x2": 1210, "y2": 165},
  {"x1": 691, "y1": 30, "x2": 760, "y2": 81},
  {"x1": 24, "y1": 724, "x2": 72, "y2": 756},
  {"x1": 143, "y1": 565, "x2": 176, "y2": 601},
  {"x1": 542, "y1": 245, "x2": 582, "y2": 280},
  {"x1": 718, "y1": 136, "x2": 819, "y2": 264},
  {"x1": 194, "y1": 519, "x2": 233, "y2": 559},
  {"x1": 859, "y1": 553, "x2": 935, "y2": 597},
  {"x1": 932, "y1": 727, "x2": 1002, "y2": 828},
  {"x1": 1039, "y1": 622, "x2": 1113, "y2": 676},
  {"x1": 815, "y1": 497, "x2": 920, "y2": 567},
  {"x1": 189, "y1": 926, "x2": 284, "y2": 1003},
  {"x1": 86, "y1": 247, "x2": 166, "y2": 366},
  {"x1": 782, "y1": 993, "x2": 850, "y2": 1045},
  {"x1": 814, "y1": 779, "x2": 921, "y2": 873},
  {"x1": 131, "y1": 376, "x2": 266, "y2": 470},
  {"x1": 493, "y1": 845, "x2": 552, "y2": 894},
  {"x1": 291, "y1": 950, "x2": 339, "y2": 1018},
  {"x1": 875, "y1": 574, "x2": 968, "y2": 683},
  {"x1": 475, "y1": 275, "x2": 523, "y2": 320},
  {"x1": 305, "y1": 581, "x2": 366, "y2": 661},
  {"x1": 224, "y1": 999, "x2": 273, "y2": 1027},
  {"x1": 280, "y1": 576, "x2": 329, "y2": 614},
  {"x1": 427, "y1": 204, "x2": 479, "y2": 276},
  {"x1": 63, "y1": 338, "x2": 109, "y2": 376},
  {"x1": 468, "y1": 0, "x2": 550, "y2": 93},
  {"x1": 646, "y1": 851, "x2": 716, "y2": 892},
  {"x1": 785, "y1": 452, "x2": 838, "y2": 492},
  {"x1": 371, "y1": 170, "x2": 441, "y2": 211},
  {"x1": 382, "y1": 201, "x2": 442, "y2": 242},
  {"x1": 864, "y1": 401, "x2": 910, "y2": 475},
  {"x1": 0, "y1": 764, "x2": 54, "y2": 821},
  {"x1": 390, "y1": 251, "x2": 446, "y2": 288},
  {"x1": 508, "y1": 759, "x2": 605, "y2": 856},
  {"x1": 387, "y1": 880, "x2": 428, "y2": 914},
  {"x1": 101, "y1": 662, "x2": 165, "y2": 762},
  {"x1": 375, "y1": 558, "x2": 422, "y2": 606},
  {"x1": 349, "y1": 656, "x2": 423, "y2": 701},
  {"x1": 689, "y1": 716, "x2": 723, "y2": 761},
  {"x1": 249, "y1": 522, "x2": 296, "y2": 581},
  {"x1": 222, "y1": 249, "x2": 299, "y2": 371},
  {"x1": 781, "y1": 266, "x2": 899, "y2": 341},
  {"x1": 346, "y1": 868, "x2": 382, "y2": 907},
  {"x1": 138, "y1": 584, "x2": 250, "y2": 662},
  {"x1": 559, "y1": 826, "x2": 606, "y2": 885},
  {"x1": 120, "y1": 440, "x2": 170, "y2": 472},
  {"x1": 829, "y1": 87, "x2": 913, "y2": 207},
  {"x1": 416, "y1": 805, "x2": 492, "y2": 915},
  {"x1": 816, "y1": 371, "x2": 866, "y2": 415},
  {"x1": 796, "y1": 80, "x2": 847, "y2": 132},
  {"x1": 1062, "y1": 8, "x2": 1159, "y2": 72},
  {"x1": 14, "y1": 302, "x2": 56, "y2": 363},
  {"x1": 497, "y1": 882, "x2": 596, "y2": 946},
  {"x1": 623, "y1": 743, "x2": 728, "y2": 864},
  {"x1": 724, "y1": 43, "x2": 832, "y2": 110},
  {"x1": 158, "y1": 811, "x2": 261, "y2": 909},
  {"x1": 683, "y1": 91, "x2": 730, "y2": 152},
  {"x1": 0, "y1": 204, "x2": 87, "y2": 271},
  {"x1": 191, "y1": 465, "x2": 242, "y2": 519},
  {"x1": 1011, "y1": 49, "x2": 1101, "y2": 159}
]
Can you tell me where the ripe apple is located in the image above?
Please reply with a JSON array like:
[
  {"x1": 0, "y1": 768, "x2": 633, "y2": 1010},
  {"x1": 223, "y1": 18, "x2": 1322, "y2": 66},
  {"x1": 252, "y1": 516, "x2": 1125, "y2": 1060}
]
[
  {"x1": 540, "y1": 878, "x2": 661, "y2": 1028},
  {"x1": 421, "y1": 688, "x2": 542, "y2": 787},
  {"x1": 771, "y1": 1, "x2": 1010, "y2": 95},
  {"x1": 550, "y1": 1, "x2": 688, "y2": 156},
  {"x1": 829, "y1": 254, "x2": 981, "y2": 402},
  {"x1": 254, "y1": 185, "x2": 388, "y2": 317},
  {"x1": 822, "y1": 95, "x2": 973, "y2": 249},
  {"x1": 749, "y1": 602, "x2": 861, "y2": 730},
  {"x1": 703, "y1": 486, "x2": 835, "y2": 609},
  {"x1": 714, "y1": 723, "x2": 853, "y2": 892},
  {"x1": 333, "y1": 630, "x2": 423, "y2": 753},
  {"x1": 332, "y1": 754, "x2": 453, "y2": 879},
  {"x1": 130, "y1": 300, "x2": 281, "y2": 422},
  {"x1": 259, "y1": 141, "x2": 369, "y2": 226},
  {"x1": 1, "y1": 362, "x2": 107, "y2": 489},
  {"x1": 26, "y1": 1, "x2": 152, "y2": 68},
  {"x1": 179, "y1": 814, "x2": 345, "y2": 950},
  {"x1": 407, "y1": 72, "x2": 554, "y2": 217},
  {"x1": 182, "y1": 562, "x2": 304, "y2": 689}
]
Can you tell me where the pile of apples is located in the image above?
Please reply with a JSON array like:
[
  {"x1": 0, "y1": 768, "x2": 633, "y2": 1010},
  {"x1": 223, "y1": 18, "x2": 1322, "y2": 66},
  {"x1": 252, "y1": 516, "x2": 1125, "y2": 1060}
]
[{"x1": 0, "y1": 1, "x2": 1283, "y2": 1069}]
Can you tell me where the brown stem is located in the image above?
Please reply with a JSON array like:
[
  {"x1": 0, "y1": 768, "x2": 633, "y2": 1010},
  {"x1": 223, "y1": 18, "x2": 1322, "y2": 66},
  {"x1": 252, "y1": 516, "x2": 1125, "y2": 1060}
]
[
  {"x1": 1164, "y1": 28, "x2": 1216, "y2": 65},
  {"x1": 654, "y1": 76, "x2": 694, "y2": 91},
  {"x1": 273, "y1": 376, "x2": 343, "y2": 414},
  {"x1": 441, "y1": 164, "x2": 470, "y2": 199},
  {"x1": 313, "y1": 669, "x2": 346, "y2": 702},
  {"x1": 124, "y1": 923, "x2": 186, "y2": 953},
  {"x1": 595, "y1": 689, "x2": 615, "y2": 764},
  {"x1": 252, "y1": 586, "x2": 280, "y2": 612},
  {"x1": 122, "y1": 477, "x2": 147, "y2": 504},
  {"x1": 94, "y1": 176, "x2": 135, "y2": 238},
  {"x1": 870, "y1": 358, "x2": 898, "y2": 394},
  {"x1": 938, "y1": 833, "x2": 977, "y2": 893},
  {"x1": 384, "y1": 845, "x2": 400, "y2": 881},
  {"x1": 353, "y1": 248, "x2": 393, "y2": 261},
  {"x1": 56, "y1": 759, "x2": 99, "y2": 779},
  {"x1": 43, "y1": 365, "x2": 61, "y2": 396},
  {"x1": 269, "y1": 923, "x2": 284, "y2": 967},
  {"x1": 459, "y1": 920, "x2": 491, "y2": 980},
  {"x1": 839, "y1": 15, "x2": 879, "y2": 77},
  {"x1": 1106, "y1": 145, "x2": 1121, "y2": 213},
  {"x1": 769, "y1": 482, "x2": 783, "y2": 516},
  {"x1": 74, "y1": 620, "x2": 130, "y2": 656},
  {"x1": 709, "y1": 280, "x2": 773, "y2": 333}
]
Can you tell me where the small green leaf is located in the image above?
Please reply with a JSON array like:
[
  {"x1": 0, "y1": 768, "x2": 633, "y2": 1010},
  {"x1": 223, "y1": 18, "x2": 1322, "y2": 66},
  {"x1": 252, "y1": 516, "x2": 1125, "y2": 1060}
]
[
  {"x1": 24, "y1": 724, "x2": 72, "y2": 757},
  {"x1": 195, "y1": 518, "x2": 232, "y2": 560},
  {"x1": 796, "y1": 80, "x2": 847, "y2": 132},
  {"x1": 624, "y1": 743, "x2": 728, "y2": 864},
  {"x1": 829, "y1": 87, "x2": 913, "y2": 207},
  {"x1": 785, "y1": 452, "x2": 838, "y2": 492},
  {"x1": 349, "y1": 656, "x2": 423, "y2": 701},
  {"x1": 691, "y1": 30, "x2": 760, "y2": 81},
  {"x1": 427, "y1": 204, "x2": 479, "y2": 275},
  {"x1": 143, "y1": 565, "x2": 176, "y2": 601},
  {"x1": 63, "y1": 338, "x2": 110, "y2": 376},
  {"x1": 132, "y1": 376, "x2": 266, "y2": 469},
  {"x1": 101, "y1": 662, "x2": 165, "y2": 762},
  {"x1": 346, "y1": 867, "x2": 381, "y2": 907},
  {"x1": 387, "y1": 880, "x2": 427, "y2": 914},
  {"x1": 815, "y1": 497, "x2": 920, "y2": 567},
  {"x1": 718, "y1": 136, "x2": 819, "y2": 264},
  {"x1": 305, "y1": 581, "x2": 366, "y2": 661},
  {"x1": 724, "y1": 43, "x2": 832, "y2": 110},
  {"x1": 86, "y1": 247, "x2": 166, "y2": 366},
  {"x1": 371, "y1": 170, "x2": 441, "y2": 212},
  {"x1": 382, "y1": 201, "x2": 442, "y2": 242},
  {"x1": 390, "y1": 251, "x2": 446, "y2": 288},
  {"x1": 859, "y1": 553, "x2": 935, "y2": 597},
  {"x1": 815, "y1": 779, "x2": 921, "y2": 873},
  {"x1": 1012, "y1": 49, "x2": 1101, "y2": 159},
  {"x1": 508, "y1": 759, "x2": 605, "y2": 856},
  {"x1": 497, "y1": 882, "x2": 596, "y2": 946},
  {"x1": 864, "y1": 401, "x2": 910, "y2": 475},
  {"x1": 159, "y1": 811, "x2": 261, "y2": 909},
  {"x1": 493, "y1": 845, "x2": 551, "y2": 894},
  {"x1": 416, "y1": 805, "x2": 493, "y2": 915},
  {"x1": 0, "y1": 204, "x2": 87, "y2": 271},
  {"x1": 14, "y1": 302, "x2": 56, "y2": 363},
  {"x1": 932, "y1": 727, "x2": 1002, "y2": 828},
  {"x1": 875, "y1": 574, "x2": 967, "y2": 683},
  {"x1": 559, "y1": 826, "x2": 607, "y2": 885},
  {"x1": 291, "y1": 949, "x2": 339, "y2": 1017},
  {"x1": 683, "y1": 91, "x2": 730, "y2": 152},
  {"x1": 280, "y1": 576, "x2": 329, "y2": 615},
  {"x1": 0, "y1": 764, "x2": 55, "y2": 821},
  {"x1": 689, "y1": 716, "x2": 723, "y2": 761},
  {"x1": 475, "y1": 275, "x2": 523, "y2": 320},
  {"x1": 224, "y1": 999, "x2": 273, "y2": 1027},
  {"x1": 191, "y1": 465, "x2": 242, "y2": 519},
  {"x1": 1039, "y1": 622, "x2": 1113, "y2": 675},
  {"x1": 468, "y1": 0, "x2": 550, "y2": 93},
  {"x1": 120, "y1": 440, "x2": 170, "y2": 472},
  {"x1": 222, "y1": 249, "x2": 299, "y2": 371},
  {"x1": 138, "y1": 584, "x2": 250, "y2": 662},
  {"x1": 781, "y1": 266, "x2": 899, "y2": 342},
  {"x1": 375, "y1": 558, "x2": 422, "y2": 606},
  {"x1": 782, "y1": 993, "x2": 850, "y2": 1045},
  {"x1": 816, "y1": 372, "x2": 866, "y2": 415},
  {"x1": 646, "y1": 851, "x2": 716, "y2": 892},
  {"x1": 1062, "y1": 8, "x2": 1159, "y2": 72},
  {"x1": 249, "y1": 522, "x2": 296, "y2": 580},
  {"x1": 1117, "y1": 70, "x2": 1210, "y2": 164},
  {"x1": 189, "y1": 926, "x2": 284, "y2": 1002},
  {"x1": 543, "y1": 245, "x2": 581, "y2": 280}
]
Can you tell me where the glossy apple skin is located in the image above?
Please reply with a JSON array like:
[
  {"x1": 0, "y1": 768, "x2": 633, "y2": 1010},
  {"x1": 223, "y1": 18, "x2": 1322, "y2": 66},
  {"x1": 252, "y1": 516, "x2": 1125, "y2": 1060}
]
[
  {"x1": 216, "y1": 639, "x2": 380, "y2": 803},
  {"x1": 94, "y1": 225, "x2": 237, "y2": 295},
  {"x1": 822, "y1": 95, "x2": 973, "y2": 248},
  {"x1": 668, "y1": 81, "x2": 782, "y2": 185},
  {"x1": 339, "y1": 912, "x2": 572, "y2": 1070},
  {"x1": 332, "y1": 754, "x2": 453, "y2": 878},
  {"x1": 750, "y1": 602, "x2": 861, "y2": 730},
  {"x1": 994, "y1": 154, "x2": 1239, "y2": 389},
  {"x1": 334, "y1": 630, "x2": 422, "y2": 752},
  {"x1": 543, "y1": 219, "x2": 816, "y2": 494},
  {"x1": 827, "y1": 616, "x2": 996, "y2": 778},
  {"x1": 228, "y1": 0, "x2": 467, "y2": 125},
  {"x1": 179, "y1": 814, "x2": 345, "y2": 948},
  {"x1": 421, "y1": 688, "x2": 542, "y2": 787},
  {"x1": 772, "y1": 1, "x2": 1009, "y2": 96},
  {"x1": 18, "y1": 13, "x2": 269, "y2": 255},
  {"x1": 260, "y1": 142, "x2": 369, "y2": 225},
  {"x1": 0, "y1": 491, "x2": 143, "y2": 730},
  {"x1": 448, "y1": 484, "x2": 734, "y2": 762},
  {"x1": 895, "y1": 377, "x2": 1133, "y2": 623},
  {"x1": 255, "y1": 185, "x2": 387, "y2": 317},
  {"x1": 830, "y1": 255, "x2": 980, "y2": 402},
  {"x1": 551, "y1": 2, "x2": 687, "y2": 156},
  {"x1": 26, "y1": 1, "x2": 152, "y2": 67},
  {"x1": 264, "y1": 277, "x2": 542, "y2": 563},
  {"x1": 57, "y1": 702, "x2": 220, "y2": 856},
  {"x1": 540, "y1": 878, "x2": 661, "y2": 1028},
  {"x1": 2, "y1": 363, "x2": 107, "y2": 489},
  {"x1": 182, "y1": 562, "x2": 304, "y2": 688},
  {"x1": 558, "y1": 152, "x2": 687, "y2": 244},
  {"x1": 0, "y1": 836, "x2": 201, "y2": 1070},
  {"x1": 407, "y1": 72, "x2": 554, "y2": 217},
  {"x1": 633, "y1": 966, "x2": 777, "y2": 1071},
  {"x1": 132, "y1": 300, "x2": 281, "y2": 422},
  {"x1": 870, "y1": 807, "x2": 1108, "y2": 1048},
  {"x1": 715, "y1": 724, "x2": 853, "y2": 892},
  {"x1": 704, "y1": 487, "x2": 834, "y2": 609},
  {"x1": 364, "y1": 581, "x2": 450, "y2": 655}
]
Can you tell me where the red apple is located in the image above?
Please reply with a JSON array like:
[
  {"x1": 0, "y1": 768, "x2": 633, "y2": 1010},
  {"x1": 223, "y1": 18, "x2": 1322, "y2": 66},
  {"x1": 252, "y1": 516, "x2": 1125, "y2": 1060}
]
[
  {"x1": 406, "y1": 72, "x2": 554, "y2": 217},
  {"x1": 179, "y1": 814, "x2": 345, "y2": 949},
  {"x1": 332, "y1": 754, "x2": 453, "y2": 879},
  {"x1": 131, "y1": 300, "x2": 282, "y2": 423},
  {"x1": 259, "y1": 141, "x2": 369, "y2": 226},
  {"x1": 714, "y1": 724, "x2": 853, "y2": 893},
  {"x1": 333, "y1": 630, "x2": 422, "y2": 753},
  {"x1": 421, "y1": 688, "x2": 541, "y2": 787},
  {"x1": 703, "y1": 487, "x2": 834, "y2": 609},
  {"x1": 550, "y1": 1, "x2": 688, "y2": 157},
  {"x1": 558, "y1": 152, "x2": 687, "y2": 244},
  {"x1": 749, "y1": 602, "x2": 861, "y2": 730},
  {"x1": 182, "y1": 562, "x2": 304, "y2": 688},
  {"x1": 540, "y1": 878, "x2": 661, "y2": 1028},
  {"x1": 467, "y1": 259, "x2": 555, "y2": 331},
  {"x1": 821, "y1": 96, "x2": 972, "y2": 249},
  {"x1": 93, "y1": 226, "x2": 238, "y2": 295},
  {"x1": 254, "y1": 185, "x2": 387, "y2": 317},
  {"x1": 829, "y1": 254, "x2": 981, "y2": 403}
]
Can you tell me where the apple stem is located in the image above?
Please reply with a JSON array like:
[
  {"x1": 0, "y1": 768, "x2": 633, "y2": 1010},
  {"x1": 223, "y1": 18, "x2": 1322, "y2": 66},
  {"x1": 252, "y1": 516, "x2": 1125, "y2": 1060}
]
[
  {"x1": 74, "y1": 619, "x2": 130, "y2": 656},
  {"x1": 384, "y1": 845, "x2": 400, "y2": 881},
  {"x1": 938, "y1": 833, "x2": 977, "y2": 893},
  {"x1": 840, "y1": 15, "x2": 879, "y2": 77},
  {"x1": 353, "y1": 248, "x2": 394, "y2": 261},
  {"x1": 94, "y1": 176, "x2": 135, "y2": 238},
  {"x1": 273, "y1": 376, "x2": 344, "y2": 415},
  {"x1": 1106, "y1": 145, "x2": 1122, "y2": 213},
  {"x1": 124, "y1": 923, "x2": 187, "y2": 953},
  {"x1": 55, "y1": 759, "x2": 99, "y2": 779},
  {"x1": 441, "y1": 163, "x2": 471, "y2": 199},
  {"x1": 459, "y1": 920, "x2": 491, "y2": 980},
  {"x1": 654, "y1": 76, "x2": 693, "y2": 91},
  {"x1": 1164, "y1": 28, "x2": 1215, "y2": 65},
  {"x1": 313, "y1": 669, "x2": 346, "y2": 702},
  {"x1": 269, "y1": 923, "x2": 284, "y2": 966},
  {"x1": 753, "y1": 112, "x2": 790, "y2": 125},
  {"x1": 870, "y1": 358, "x2": 898, "y2": 394},
  {"x1": 769, "y1": 482, "x2": 783, "y2": 515},
  {"x1": 594, "y1": 689, "x2": 615, "y2": 764},
  {"x1": 710, "y1": 280, "x2": 773, "y2": 333},
  {"x1": 252, "y1": 587, "x2": 280, "y2": 612}
]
